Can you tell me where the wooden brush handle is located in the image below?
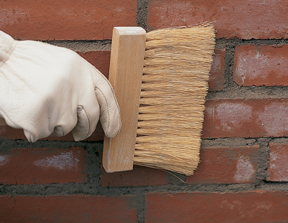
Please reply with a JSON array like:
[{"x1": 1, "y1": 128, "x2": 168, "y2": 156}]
[{"x1": 102, "y1": 27, "x2": 146, "y2": 173}]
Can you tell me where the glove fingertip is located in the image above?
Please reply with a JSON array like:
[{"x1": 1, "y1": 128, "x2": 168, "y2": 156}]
[
  {"x1": 94, "y1": 86, "x2": 122, "y2": 139},
  {"x1": 73, "y1": 134, "x2": 83, "y2": 142},
  {"x1": 72, "y1": 106, "x2": 92, "y2": 141},
  {"x1": 24, "y1": 130, "x2": 37, "y2": 143},
  {"x1": 103, "y1": 117, "x2": 122, "y2": 138}
]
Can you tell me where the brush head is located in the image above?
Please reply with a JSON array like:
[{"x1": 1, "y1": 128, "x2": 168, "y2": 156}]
[{"x1": 133, "y1": 24, "x2": 215, "y2": 176}]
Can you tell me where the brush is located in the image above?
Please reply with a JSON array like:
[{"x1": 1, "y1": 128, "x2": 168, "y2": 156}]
[{"x1": 103, "y1": 24, "x2": 215, "y2": 176}]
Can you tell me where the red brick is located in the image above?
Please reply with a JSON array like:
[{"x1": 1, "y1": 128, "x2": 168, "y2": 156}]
[
  {"x1": 187, "y1": 146, "x2": 259, "y2": 184},
  {"x1": 234, "y1": 45, "x2": 288, "y2": 86},
  {"x1": 78, "y1": 51, "x2": 111, "y2": 78},
  {"x1": 0, "y1": 147, "x2": 87, "y2": 184},
  {"x1": 209, "y1": 49, "x2": 225, "y2": 91},
  {"x1": 202, "y1": 99, "x2": 288, "y2": 138},
  {"x1": 101, "y1": 165, "x2": 169, "y2": 187},
  {"x1": 146, "y1": 191, "x2": 288, "y2": 222},
  {"x1": 0, "y1": 195, "x2": 136, "y2": 223},
  {"x1": 148, "y1": 0, "x2": 288, "y2": 39},
  {"x1": 267, "y1": 142, "x2": 288, "y2": 181},
  {"x1": 0, "y1": 0, "x2": 137, "y2": 40},
  {"x1": 0, "y1": 126, "x2": 24, "y2": 140},
  {"x1": 0, "y1": 123, "x2": 104, "y2": 141}
]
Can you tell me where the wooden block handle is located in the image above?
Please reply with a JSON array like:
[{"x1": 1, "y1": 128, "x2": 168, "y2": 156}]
[{"x1": 102, "y1": 27, "x2": 146, "y2": 173}]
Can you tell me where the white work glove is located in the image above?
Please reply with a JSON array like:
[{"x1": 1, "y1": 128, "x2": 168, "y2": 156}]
[{"x1": 0, "y1": 31, "x2": 121, "y2": 142}]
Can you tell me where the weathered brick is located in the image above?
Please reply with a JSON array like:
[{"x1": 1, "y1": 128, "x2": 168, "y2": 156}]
[
  {"x1": 78, "y1": 51, "x2": 110, "y2": 78},
  {"x1": 101, "y1": 165, "x2": 169, "y2": 187},
  {"x1": 0, "y1": 127, "x2": 24, "y2": 140},
  {"x1": 8, "y1": 98, "x2": 288, "y2": 141},
  {"x1": 0, "y1": 123, "x2": 104, "y2": 141},
  {"x1": 202, "y1": 99, "x2": 288, "y2": 138},
  {"x1": 146, "y1": 191, "x2": 288, "y2": 222},
  {"x1": 0, "y1": 0, "x2": 137, "y2": 40},
  {"x1": 0, "y1": 147, "x2": 87, "y2": 184},
  {"x1": 148, "y1": 0, "x2": 288, "y2": 39},
  {"x1": 187, "y1": 146, "x2": 259, "y2": 184},
  {"x1": 209, "y1": 48, "x2": 225, "y2": 91},
  {"x1": 0, "y1": 195, "x2": 136, "y2": 223},
  {"x1": 234, "y1": 45, "x2": 288, "y2": 86},
  {"x1": 267, "y1": 142, "x2": 288, "y2": 181}
]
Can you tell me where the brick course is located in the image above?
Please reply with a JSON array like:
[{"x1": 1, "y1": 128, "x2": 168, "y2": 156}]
[
  {"x1": 146, "y1": 191, "x2": 288, "y2": 222},
  {"x1": 203, "y1": 99, "x2": 288, "y2": 138},
  {"x1": 234, "y1": 45, "x2": 288, "y2": 86},
  {"x1": 0, "y1": 195, "x2": 137, "y2": 223},
  {"x1": 267, "y1": 142, "x2": 288, "y2": 181},
  {"x1": 0, "y1": 0, "x2": 137, "y2": 40},
  {"x1": 0, "y1": 147, "x2": 88, "y2": 184},
  {"x1": 148, "y1": 0, "x2": 288, "y2": 39},
  {"x1": 101, "y1": 165, "x2": 169, "y2": 187},
  {"x1": 187, "y1": 146, "x2": 259, "y2": 184}
]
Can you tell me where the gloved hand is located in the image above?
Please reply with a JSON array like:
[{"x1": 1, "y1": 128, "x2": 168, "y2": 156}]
[{"x1": 0, "y1": 31, "x2": 121, "y2": 142}]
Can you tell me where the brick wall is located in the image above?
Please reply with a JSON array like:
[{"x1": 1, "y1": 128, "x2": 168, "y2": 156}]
[{"x1": 1, "y1": 0, "x2": 288, "y2": 222}]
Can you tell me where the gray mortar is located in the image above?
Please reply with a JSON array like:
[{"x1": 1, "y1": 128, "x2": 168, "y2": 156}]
[
  {"x1": 201, "y1": 138, "x2": 256, "y2": 148},
  {"x1": 137, "y1": 0, "x2": 148, "y2": 30},
  {"x1": 254, "y1": 138, "x2": 272, "y2": 186},
  {"x1": 134, "y1": 193, "x2": 146, "y2": 223},
  {"x1": 2, "y1": 1, "x2": 288, "y2": 222},
  {"x1": 46, "y1": 40, "x2": 112, "y2": 52},
  {"x1": 269, "y1": 137, "x2": 288, "y2": 144}
]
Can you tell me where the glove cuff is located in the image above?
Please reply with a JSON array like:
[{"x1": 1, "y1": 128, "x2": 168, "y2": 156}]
[{"x1": 0, "y1": 31, "x2": 16, "y2": 67}]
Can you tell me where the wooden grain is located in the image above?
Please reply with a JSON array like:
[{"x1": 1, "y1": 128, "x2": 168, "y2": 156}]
[{"x1": 103, "y1": 27, "x2": 146, "y2": 173}]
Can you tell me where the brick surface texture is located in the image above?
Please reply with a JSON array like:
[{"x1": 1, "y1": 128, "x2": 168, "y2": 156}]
[
  {"x1": 0, "y1": 195, "x2": 137, "y2": 223},
  {"x1": 78, "y1": 51, "x2": 111, "y2": 78},
  {"x1": 267, "y1": 142, "x2": 288, "y2": 181},
  {"x1": 203, "y1": 99, "x2": 288, "y2": 138},
  {"x1": 0, "y1": 147, "x2": 87, "y2": 184},
  {"x1": 209, "y1": 48, "x2": 226, "y2": 91},
  {"x1": 0, "y1": 0, "x2": 137, "y2": 40},
  {"x1": 187, "y1": 146, "x2": 259, "y2": 184},
  {"x1": 145, "y1": 191, "x2": 288, "y2": 222},
  {"x1": 234, "y1": 45, "x2": 288, "y2": 86},
  {"x1": 148, "y1": 0, "x2": 288, "y2": 39},
  {"x1": 1, "y1": 0, "x2": 288, "y2": 222},
  {"x1": 101, "y1": 165, "x2": 169, "y2": 187}
]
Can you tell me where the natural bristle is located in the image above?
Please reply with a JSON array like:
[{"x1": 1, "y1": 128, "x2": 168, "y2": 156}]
[{"x1": 133, "y1": 24, "x2": 215, "y2": 176}]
